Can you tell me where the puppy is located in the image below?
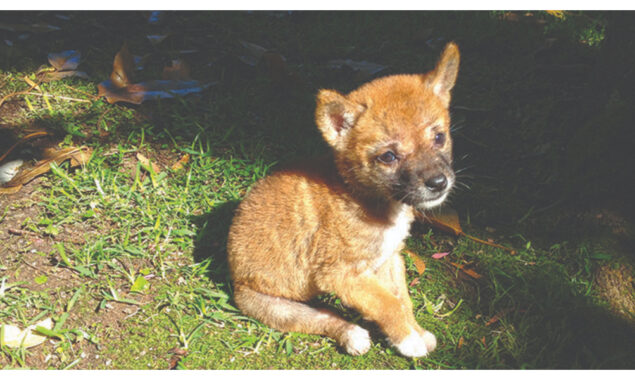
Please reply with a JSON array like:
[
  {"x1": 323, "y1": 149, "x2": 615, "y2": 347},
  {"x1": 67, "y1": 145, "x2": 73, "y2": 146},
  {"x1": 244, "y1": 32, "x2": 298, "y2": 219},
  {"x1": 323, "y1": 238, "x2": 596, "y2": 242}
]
[{"x1": 227, "y1": 42, "x2": 459, "y2": 357}]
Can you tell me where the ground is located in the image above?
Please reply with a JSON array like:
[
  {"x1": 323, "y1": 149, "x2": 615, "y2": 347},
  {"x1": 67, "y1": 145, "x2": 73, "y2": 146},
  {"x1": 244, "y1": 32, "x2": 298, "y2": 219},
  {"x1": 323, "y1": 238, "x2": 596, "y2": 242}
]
[{"x1": 0, "y1": 11, "x2": 634, "y2": 369}]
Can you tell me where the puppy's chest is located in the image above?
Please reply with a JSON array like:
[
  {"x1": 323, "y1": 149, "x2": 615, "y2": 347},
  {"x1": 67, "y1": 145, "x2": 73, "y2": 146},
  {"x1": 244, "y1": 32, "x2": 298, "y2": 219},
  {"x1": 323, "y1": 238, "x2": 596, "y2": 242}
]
[{"x1": 373, "y1": 206, "x2": 414, "y2": 269}]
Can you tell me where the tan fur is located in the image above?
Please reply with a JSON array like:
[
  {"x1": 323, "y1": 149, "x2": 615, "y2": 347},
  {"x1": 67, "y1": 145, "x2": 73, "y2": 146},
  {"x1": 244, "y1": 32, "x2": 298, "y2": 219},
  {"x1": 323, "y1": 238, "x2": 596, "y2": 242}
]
[{"x1": 227, "y1": 43, "x2": 460, "y2": 357}]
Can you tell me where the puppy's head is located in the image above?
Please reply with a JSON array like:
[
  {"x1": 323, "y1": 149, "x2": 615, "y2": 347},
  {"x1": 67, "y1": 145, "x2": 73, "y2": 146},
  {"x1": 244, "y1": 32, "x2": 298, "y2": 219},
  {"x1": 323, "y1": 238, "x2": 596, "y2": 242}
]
[{"x1": 315, "y1": 42, "x2": 460, "y2": 210}]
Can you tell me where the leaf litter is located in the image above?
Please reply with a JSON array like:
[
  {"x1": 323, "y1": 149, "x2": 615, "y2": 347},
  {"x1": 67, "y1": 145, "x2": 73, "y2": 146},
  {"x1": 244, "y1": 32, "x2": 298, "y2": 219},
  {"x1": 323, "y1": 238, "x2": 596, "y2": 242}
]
[{"x1": 98, "y1": 42, "x2": 215, "y2": 105}]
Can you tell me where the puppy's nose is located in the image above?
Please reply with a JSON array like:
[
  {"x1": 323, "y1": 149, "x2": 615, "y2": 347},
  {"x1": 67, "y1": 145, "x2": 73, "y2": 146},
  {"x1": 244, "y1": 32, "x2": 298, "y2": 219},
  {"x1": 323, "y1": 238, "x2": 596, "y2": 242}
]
[{"x1": 424, "y1": 174, "x2": 447, "y2": 192}]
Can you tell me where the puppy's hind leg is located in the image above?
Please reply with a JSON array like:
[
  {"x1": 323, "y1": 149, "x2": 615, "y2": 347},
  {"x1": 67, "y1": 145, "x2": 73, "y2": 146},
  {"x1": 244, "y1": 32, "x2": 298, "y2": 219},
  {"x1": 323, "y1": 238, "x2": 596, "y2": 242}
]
[{"x1": 233, "y1": 285, "x2": 371, "y2": 355}]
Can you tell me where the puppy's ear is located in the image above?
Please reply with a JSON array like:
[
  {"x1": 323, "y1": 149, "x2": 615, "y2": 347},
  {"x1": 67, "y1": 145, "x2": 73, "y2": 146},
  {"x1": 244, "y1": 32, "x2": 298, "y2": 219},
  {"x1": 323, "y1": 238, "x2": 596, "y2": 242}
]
[
  {"x1": 315, "y1": 89, "x2": 366, "y2": 150},
  {"x1": 425, "y1": 42, "x2": 460, "y2": 107}
]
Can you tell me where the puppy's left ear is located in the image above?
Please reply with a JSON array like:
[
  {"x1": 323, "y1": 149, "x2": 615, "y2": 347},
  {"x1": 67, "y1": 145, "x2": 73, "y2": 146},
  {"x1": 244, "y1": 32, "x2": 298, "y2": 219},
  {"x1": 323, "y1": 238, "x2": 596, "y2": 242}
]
[{"x1": 426, "y1": 42, "x2": 460, "y2": 107}]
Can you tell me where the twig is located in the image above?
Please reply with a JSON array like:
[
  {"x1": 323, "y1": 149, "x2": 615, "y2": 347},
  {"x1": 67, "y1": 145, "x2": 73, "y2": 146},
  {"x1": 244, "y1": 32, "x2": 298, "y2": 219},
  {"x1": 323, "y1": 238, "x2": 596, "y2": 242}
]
[
  {"x1": 24, "y1": 92, "x2": 91, "y2": 103},
  {"x1": 20, "y1": 258, "x2": 64, "y2": 280},
  {"x1": 63, "y1": 84, "x2": 100, "y2": 100},
  {"x1": 0, "y1": 78, "x2": 42, "y2": 109}
]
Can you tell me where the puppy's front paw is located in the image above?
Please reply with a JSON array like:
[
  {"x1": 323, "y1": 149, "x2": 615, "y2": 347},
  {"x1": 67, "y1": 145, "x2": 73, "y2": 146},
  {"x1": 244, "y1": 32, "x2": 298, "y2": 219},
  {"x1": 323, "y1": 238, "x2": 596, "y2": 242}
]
[
  {"x1": 341, "y1": 325, "x2": 371, "y2": 356},
  {"x1": 394, "y1": 329, "x2": 434, "y2": 358}
]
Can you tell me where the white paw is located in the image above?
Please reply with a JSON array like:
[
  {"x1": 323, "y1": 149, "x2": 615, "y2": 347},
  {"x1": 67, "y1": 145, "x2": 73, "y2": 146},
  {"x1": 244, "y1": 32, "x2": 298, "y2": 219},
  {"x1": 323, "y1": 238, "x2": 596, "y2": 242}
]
[
  {"x1": 422, "y1": 330, "x2": 437, "y2": 352},
  {"x1": 394, "y1": 329, "x2": 430, "y2": 358},
  {"x1": 342, "y1": 325, "x2": 371, "y2": 356}
]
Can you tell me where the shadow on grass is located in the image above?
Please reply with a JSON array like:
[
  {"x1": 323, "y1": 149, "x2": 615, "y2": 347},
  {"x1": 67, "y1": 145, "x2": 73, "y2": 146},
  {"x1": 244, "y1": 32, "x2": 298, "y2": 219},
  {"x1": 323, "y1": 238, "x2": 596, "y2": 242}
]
[
  {"x1": 453, "y1": 256, "x2": 635, "y2": 368},
  {"x1": 190, "y1": 200, "x2": 240, "y2": 290}
]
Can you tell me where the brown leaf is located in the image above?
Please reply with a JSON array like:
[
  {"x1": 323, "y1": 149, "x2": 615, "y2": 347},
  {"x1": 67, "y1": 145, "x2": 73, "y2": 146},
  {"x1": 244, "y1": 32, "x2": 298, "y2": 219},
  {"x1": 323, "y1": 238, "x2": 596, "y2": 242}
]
[
  {"x1": 485, "y1": 308, "x2": 514, "y2": 326},
  {"x1": 41, "y1": 70, "x2": 88, "y2": 83},
  {"x1": 110, "y1": 42, "x2": 135, "y2": 88},
  {"x1": 48, "y1": 50, "x2": 81, "y2": 71},
  {"x1": 450, "y1": 262, "x2": 482, "y2": 279},
  {"x1": 170, "y1": 154, "x2": 190, "y2": 171},
  {"x1": 0, "y1": 147, "x2": 91, "y2": 194},
  {"x1": 136, "y1": 153, "x2": 161, "y2": 174},
  {"x1": 408, "y1": 277, "x2": 420, "y2": 287},
  {"x1": 457, "y1": 336, "x2": 464, "y2": 349},
  {"x1": 98, "y1": 79, "x2": 214, "y2": 105},
  {"x1": 419, "y1": 207, "x2": 463, "y2": 236},
  {"x1": 404, "y1": 249, "x2": 426, "y2": 275},
  {"x1": 419, "y1": 208, "x2": 516, "y2": 254}
]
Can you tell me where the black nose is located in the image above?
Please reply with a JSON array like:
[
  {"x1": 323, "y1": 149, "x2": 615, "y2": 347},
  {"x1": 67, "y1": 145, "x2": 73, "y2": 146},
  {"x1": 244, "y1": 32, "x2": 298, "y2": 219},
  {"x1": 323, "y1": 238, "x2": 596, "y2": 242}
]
[{"x1": 425, "y1": 174, "x2": 448, "y2": 192}]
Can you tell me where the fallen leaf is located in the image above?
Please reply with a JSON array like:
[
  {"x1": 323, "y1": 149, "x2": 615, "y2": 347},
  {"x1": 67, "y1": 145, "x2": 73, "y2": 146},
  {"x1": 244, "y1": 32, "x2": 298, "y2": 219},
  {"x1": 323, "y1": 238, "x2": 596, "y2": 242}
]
[
  {"x1": 0, "y1": 147, "x2": 91, "y2": 195},
  {"x1": 41, "y1": 70, "x2": 89, "y2": 82},
  {"x1": 404, "y1": 249, "x2": 426, "y2": 275},
  {"x1": 419, "y1": 207, "x2": 462, "y2": 236},
  {"x1": 40, "y1": 50, "x2": 88, "y2": 82},
  {"x1": 408, "y1": 277, "x2": 420, "y2": 287},
  {"x1": 48, "y1": 50, "x2": 80, "y2": 71},
  {"x1": 136, "y1": 153, "x2": 161, "y2": 174},
  {"x1": 450, "y1": 262, "x2": 482, "y2": 279},
  {"x1": 109, "y1": 42, "x2": 135, "y2": 88},
  {"x1": 418, "y1": 208, "x2": 516, "y2": 254},
  {"x1": 170, "y1": 154, "x2": 190, "y2": 171},
  {"x1": 0, "y1": 318, "x2": 53, "y2": 348},
  {"x1": 98, "y1": 79, "x2": 214, "y2": 105},
  {"x1": 457, "y1": 336, "x2": 464, "y2": 349},
  {"x1": 431, "y1": 252, "x2": 450, "y2": 259},
  {"x1": 168, "y1": 347, "x2": 188, "y2": 356},
  {"x1": 485, "y1": 308, "x2": 514, "y2": 326}
]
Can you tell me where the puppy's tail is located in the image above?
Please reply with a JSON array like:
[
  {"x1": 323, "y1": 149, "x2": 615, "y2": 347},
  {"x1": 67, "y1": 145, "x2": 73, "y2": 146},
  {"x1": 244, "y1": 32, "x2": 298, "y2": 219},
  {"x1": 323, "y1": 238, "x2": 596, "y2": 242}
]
[{"x1": 233, "y1": 285, "x2": 372, "y2": 355}]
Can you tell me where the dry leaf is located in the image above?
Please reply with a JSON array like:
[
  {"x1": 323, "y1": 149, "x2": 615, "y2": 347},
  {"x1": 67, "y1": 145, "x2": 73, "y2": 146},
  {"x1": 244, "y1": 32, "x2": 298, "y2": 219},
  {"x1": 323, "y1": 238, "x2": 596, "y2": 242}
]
[
  {"x1": 419, "y1": 207, "x2": 463, "y2": 236},
  {"x1": 419, "y1": 208, "x2": 516, "y2": 254},
  {"x1": 0, "y1": 147, "x2": 91, "y2": 195},
  {"x1": 457, "y1": 336, "x2": 464, "y2": 349},
  {"x1": 48, "y1": 50, "x2": 80, "y2": 71},
  {"x1": 0, "y1": 318, "x2": 53, "y2": 348},
  {"x1": 404, "y1": 249, "x2": 426, "y2": 275},
  {"x1": 110, "y1": 42, "x2": 135, "y2": 88},
  {"x1": 170, "y1": 154, "x2": 190, "y2": 171},
  {"x1": 136, "y1": 153, "x2": 161, "y2": 174},
  {"x1": 450, "y1": 262, "x2": 482, "y2": 279},
  {"x1": 98, "y1": 79, "x2": 214, "y2": 105}
]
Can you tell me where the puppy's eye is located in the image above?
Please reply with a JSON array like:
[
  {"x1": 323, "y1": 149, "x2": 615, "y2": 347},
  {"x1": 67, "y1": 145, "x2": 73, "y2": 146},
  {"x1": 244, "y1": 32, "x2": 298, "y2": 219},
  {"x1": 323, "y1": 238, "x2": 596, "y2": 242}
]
[
  {"x1": 434, "y1": 132, "x2": 446, "y2": 146},
  {"x1": 378, "y1": 151, "x2": 397, "y2": 164}
]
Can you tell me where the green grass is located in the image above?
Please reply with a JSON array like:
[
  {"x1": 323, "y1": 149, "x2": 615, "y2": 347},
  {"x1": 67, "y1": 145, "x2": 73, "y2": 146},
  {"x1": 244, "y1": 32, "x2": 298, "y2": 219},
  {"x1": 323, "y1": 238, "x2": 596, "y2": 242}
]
[{"x1": 0, "y1": 11, "x2": 633, "y2": 369}]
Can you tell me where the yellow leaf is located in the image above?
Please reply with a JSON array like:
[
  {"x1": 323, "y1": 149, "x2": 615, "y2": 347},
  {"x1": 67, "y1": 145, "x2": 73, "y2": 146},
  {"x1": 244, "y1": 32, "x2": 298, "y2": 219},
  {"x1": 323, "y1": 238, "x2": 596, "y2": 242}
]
[{"x1": 404, "y1": 249, "x2": 426, "y2": 275}]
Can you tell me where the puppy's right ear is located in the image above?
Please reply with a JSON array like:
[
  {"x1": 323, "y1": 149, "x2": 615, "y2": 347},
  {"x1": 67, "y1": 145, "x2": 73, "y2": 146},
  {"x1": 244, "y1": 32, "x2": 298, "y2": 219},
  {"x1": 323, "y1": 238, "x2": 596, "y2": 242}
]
[{"x1": 315, "y1": 89, "x2": 366, "y2": 150}]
